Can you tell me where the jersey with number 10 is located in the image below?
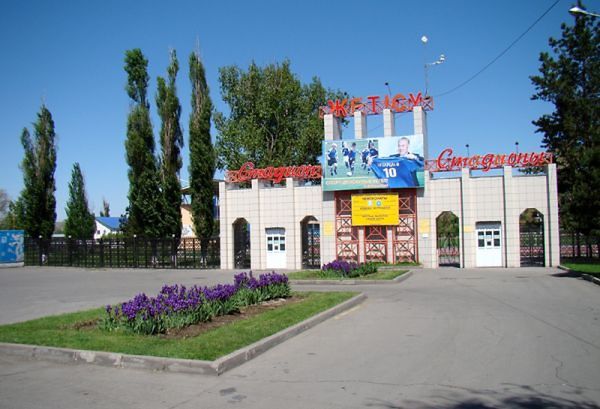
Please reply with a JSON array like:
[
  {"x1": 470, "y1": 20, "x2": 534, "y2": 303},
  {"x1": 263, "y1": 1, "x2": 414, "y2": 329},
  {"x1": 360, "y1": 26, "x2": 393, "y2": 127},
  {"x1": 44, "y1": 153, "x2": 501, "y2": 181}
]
[{"x1": 370, "y1": 157, "x2": 423, "y2": 188}]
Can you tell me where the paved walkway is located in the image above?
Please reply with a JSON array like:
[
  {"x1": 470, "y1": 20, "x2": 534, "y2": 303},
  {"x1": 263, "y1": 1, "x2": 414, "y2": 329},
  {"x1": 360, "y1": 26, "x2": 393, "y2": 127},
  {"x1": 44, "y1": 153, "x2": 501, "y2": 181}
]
[{"x1": 1, "y1": 266, "x2": 599, "y2": 408}]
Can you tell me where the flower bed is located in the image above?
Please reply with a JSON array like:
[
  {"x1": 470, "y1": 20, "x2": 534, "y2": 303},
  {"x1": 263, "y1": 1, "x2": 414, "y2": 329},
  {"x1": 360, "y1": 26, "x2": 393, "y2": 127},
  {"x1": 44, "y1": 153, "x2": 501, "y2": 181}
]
[
  {"x1": 320, "y1": 260, "x2": 378, "y2": 278},
  {"x1": 101, "y1": 272, "x2": 290, "y2": 335}
]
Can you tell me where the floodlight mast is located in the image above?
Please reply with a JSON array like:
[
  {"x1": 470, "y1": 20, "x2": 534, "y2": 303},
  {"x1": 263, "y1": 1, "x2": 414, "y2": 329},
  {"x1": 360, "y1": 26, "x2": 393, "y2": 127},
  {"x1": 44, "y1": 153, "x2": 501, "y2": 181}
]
[
  {"x1": 421, "y1": 35, "x2": 445, "y2": 96},
  {"x1": 569, "y1": 6, "x2": 600, "y2": 17}
]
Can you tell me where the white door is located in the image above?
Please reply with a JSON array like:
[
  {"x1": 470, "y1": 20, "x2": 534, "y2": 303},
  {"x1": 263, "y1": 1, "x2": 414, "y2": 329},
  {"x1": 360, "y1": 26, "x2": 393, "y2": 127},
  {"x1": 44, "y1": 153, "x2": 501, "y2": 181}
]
[
  {"x1": 266, "y1": 228, "x2": 286, "y2": 269},
  {"x1": 476, "y1": 223, "x2": 502, "y2": 267}
]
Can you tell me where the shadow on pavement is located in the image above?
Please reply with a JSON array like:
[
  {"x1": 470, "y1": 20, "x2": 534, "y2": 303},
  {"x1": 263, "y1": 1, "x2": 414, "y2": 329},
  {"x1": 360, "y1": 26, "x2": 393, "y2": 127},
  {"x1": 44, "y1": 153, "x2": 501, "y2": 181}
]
[
  {"x1": 550, "y1": 271, "x2": 582, "y2": 278},
  {"x1": 365, "y1": 386, "x2": 600, "y2": 409}
]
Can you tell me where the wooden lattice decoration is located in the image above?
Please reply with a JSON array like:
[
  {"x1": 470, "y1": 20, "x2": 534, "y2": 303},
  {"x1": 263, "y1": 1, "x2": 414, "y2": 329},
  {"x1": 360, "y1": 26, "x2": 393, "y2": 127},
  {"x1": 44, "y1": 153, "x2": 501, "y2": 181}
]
[{"x1": 335, "y1": 190, "x2": 417, "y2": 263}]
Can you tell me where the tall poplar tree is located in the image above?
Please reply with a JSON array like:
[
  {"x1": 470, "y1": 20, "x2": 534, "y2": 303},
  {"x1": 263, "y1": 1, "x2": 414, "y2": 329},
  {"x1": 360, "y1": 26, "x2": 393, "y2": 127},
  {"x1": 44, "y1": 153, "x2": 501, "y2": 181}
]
[
  {"x1": 214, "y1": 60, "x2": 344, "y2": 170},
  {"x1": 530, "y1": 3, "x2": 600, "y2": 234},
  {"x1": 123, "y1": 49, "x2": 163, "y2": 238},
  {"x1": 64, "y1": 163, "x2": 95, "y2": 239},
  {"x1": 157, "y1": 50, "x2": 183, "y2": 239},
  {"x1": 188, "y1": 50, "x2": 215, "y2": 244},
  {"x1": 18, "y1": 105, "x2": 57, "y2": 239}
]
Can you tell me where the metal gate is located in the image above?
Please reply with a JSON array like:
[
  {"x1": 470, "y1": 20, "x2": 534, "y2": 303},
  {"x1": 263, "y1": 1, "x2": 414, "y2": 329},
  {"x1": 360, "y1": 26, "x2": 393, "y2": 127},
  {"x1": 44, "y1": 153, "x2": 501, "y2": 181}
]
[
  {"x1": 364, "y1": 226, "x2": 387, "y2": 263},
  {"x1": 233, "y1": 219, "x2": 250, "y2": 269},
  {"x1": 520, "y1": 227, "x2": 545, "y2": 266},
  {"x1": 437, "y1": 234, "x2": 460, "y2": 267},
  {"x1": 302, "y1": 222, "x2": 320, "y2": 268}
]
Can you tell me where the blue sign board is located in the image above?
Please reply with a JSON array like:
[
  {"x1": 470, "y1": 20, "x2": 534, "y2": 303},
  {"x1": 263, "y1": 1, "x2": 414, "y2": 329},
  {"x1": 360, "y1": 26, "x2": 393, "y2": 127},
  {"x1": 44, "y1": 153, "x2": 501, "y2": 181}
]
[
  {"x1": 322, "y1": 135, "x2": 425, "y2": 191},
  {"x1": 0, "y1": 230, "x2": 24, "y2": 263}
]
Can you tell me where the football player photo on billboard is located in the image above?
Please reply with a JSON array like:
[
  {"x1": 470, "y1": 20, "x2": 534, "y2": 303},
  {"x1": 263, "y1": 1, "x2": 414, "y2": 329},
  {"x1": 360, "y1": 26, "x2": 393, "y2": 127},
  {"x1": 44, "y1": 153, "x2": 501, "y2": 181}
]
[{"x1": 370, "y1": 137, "x2": 424, "y2": 188}]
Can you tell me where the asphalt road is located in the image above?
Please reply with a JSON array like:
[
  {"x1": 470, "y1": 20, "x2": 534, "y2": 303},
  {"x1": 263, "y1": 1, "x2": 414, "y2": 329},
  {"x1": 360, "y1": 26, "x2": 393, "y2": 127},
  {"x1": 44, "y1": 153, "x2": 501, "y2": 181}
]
[{"x1": 0, "y1": 266, "x2": 599, "y2": 408}]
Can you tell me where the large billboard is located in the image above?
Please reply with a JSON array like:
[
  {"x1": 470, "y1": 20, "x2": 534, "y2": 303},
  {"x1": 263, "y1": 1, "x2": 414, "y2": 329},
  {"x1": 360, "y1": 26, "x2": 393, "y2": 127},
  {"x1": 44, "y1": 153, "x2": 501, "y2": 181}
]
[
  {"x1": 322, "y1": 135, "x2": 424, "y2": 191},
  {"x1": 0, "y1": 230, "x2": 24, "y2": 264}
]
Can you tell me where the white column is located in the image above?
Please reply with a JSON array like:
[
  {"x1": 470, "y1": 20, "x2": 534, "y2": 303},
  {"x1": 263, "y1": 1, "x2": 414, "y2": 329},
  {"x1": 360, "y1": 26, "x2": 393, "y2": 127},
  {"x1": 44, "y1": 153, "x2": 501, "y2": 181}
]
[
  {"x1": 460, "y1": 167, "x2": 475, "y2": 268},
  {"x1": 219, "y1": 182, "x2": 231, "y2": 269},
  {"x1": 250, "y1": 179, "x2": 262, "y2": 270},
  {"x1": 546, "y1": 163, "x2": 560, "y2": 267},
  {"x1": 354, "y1": 111, "x2": 367, "y2": 139},
  {"x1": 383, "y1": 109, "x2": 395, "y2": 137},
  {"x1": 417, "y1": 170, "x2": 437, "y2": 267},
  {"x1": 413, "y1": 106, "x2": 429, "y2": 160},
  {"x1": 503, "y1": 166, "x2": 520, "y2": 267},
  {"x1": 324, "y1": 114, "x2": 341, "y2": 140},
  {"x1": 286, "y1": 177, "x2": 299, "y2": 270}
]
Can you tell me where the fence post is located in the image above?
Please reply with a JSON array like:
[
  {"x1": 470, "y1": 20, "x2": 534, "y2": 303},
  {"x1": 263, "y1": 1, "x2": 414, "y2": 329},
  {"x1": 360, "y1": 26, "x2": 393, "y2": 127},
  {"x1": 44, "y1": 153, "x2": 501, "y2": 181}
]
[
  {"x1": 37, "y1": 236, "x2": 43, "y2": 266},
  {"x1": 133, "y1": 235, "x2": 138, "y2": 268},
  {"x1": 171, "y1": 235, "x2": 177, "y2": 268},
  {"x1": 99, "y1": 239, "x2": 104, "y2": 268}
]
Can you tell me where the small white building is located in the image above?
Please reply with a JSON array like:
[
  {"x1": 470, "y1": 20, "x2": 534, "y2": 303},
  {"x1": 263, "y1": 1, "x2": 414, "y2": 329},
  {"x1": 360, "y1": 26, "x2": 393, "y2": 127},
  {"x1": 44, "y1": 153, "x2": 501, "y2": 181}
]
[
  {"x1": 94, "y1": 217, "x2": 122, "y2": 239},
  {"x1": 218, "y1": 95, "x2": 559, "y2": 270}
]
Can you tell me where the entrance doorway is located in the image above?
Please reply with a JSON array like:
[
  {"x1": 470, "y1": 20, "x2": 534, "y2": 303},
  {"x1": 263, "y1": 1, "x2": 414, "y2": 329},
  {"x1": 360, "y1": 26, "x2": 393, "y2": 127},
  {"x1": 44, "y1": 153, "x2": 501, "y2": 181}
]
[
  {"x1": 266, "y1": 228, "x2": 286, "y2": 269},
  {"x1": 301, "y1": 217, "x2": 320, "y2": 269},
  {"x1": 233, "y1": 218, "x2": 250, "y2": 269},
  {"x1": 436, "y1": 211, "x2": 460, "y2": 267},
  {"x1": 520, "y1": 209, "x2": 545, "y2": 266},
  {"x1": 476, "y1": 222, "x2": 502, "y2": 267}
]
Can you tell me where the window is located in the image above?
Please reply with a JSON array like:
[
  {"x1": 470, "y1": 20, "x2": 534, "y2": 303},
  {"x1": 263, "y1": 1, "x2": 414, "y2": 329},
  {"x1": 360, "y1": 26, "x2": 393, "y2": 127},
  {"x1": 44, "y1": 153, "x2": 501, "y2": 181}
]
[
  {"x1": 266, "y1": 228, "x2": 286, "y2": 253},
  {"x1": 493, "y1": 230, "x2": 501, "y2": 247},
  {"x1": 478, "y1": 231, "x2": 485, "y2": 248}
]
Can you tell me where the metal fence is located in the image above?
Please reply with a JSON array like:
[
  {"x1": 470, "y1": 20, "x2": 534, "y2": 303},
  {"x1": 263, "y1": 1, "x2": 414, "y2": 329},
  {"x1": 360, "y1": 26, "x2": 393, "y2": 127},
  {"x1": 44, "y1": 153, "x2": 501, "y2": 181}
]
[
  {"x1": 24, "y1": 237, "x2": 220, "y2": 269},
  {"x1": 559, "y1": 231, "x2": 599, "y2": 259}
]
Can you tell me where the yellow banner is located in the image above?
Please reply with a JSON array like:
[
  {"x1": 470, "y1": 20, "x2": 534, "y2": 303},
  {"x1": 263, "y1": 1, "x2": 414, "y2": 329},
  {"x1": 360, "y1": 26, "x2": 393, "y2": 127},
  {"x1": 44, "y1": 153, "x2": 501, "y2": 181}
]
[{"x1": 352, "y1": 194, "x2": 399, "y2": 226}]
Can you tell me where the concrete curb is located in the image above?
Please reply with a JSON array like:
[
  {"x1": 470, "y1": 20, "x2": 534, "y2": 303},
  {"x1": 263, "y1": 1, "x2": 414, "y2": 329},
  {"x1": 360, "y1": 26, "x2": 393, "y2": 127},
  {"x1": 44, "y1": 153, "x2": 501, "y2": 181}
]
[
  {"x1": 558, "y1": 265, "x2": 600, "y2": 286},
  {"x1": 0, "y1": 293, "x2": 367, "y2": 376},
  {"x1": 290, "y1": 270, "x2": 413, "y2": 286}
]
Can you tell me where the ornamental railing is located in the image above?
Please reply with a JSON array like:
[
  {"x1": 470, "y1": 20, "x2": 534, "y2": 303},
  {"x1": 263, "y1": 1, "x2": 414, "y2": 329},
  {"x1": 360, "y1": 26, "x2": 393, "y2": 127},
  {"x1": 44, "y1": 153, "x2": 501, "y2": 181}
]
[
  {"x1": 559, "y1": 231, "x2": 599, "y2": 260},
  {"x1": 24, "y1": 236, "x2": 220, "y2": 269}
]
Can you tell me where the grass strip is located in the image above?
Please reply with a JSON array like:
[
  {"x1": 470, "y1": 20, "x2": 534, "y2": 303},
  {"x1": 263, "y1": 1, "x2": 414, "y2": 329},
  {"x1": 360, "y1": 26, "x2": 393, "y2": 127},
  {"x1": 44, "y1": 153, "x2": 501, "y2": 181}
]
[
  {"x1": 287, "y1": 269, "x2": 408, "y2": 281},
  {"x1": 562, "y1": 262, "x2": 600, "y2": 277},
  {"x1": 0, "y1": 291, "x2": 356, "y2": 361}
]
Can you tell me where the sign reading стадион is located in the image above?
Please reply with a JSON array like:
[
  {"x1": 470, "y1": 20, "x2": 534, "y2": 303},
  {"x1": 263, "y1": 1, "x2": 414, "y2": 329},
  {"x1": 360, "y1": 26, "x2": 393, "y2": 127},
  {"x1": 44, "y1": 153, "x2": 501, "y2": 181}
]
[{"x1": 351, "y1": 194, "x2": 399, "y2": 226}]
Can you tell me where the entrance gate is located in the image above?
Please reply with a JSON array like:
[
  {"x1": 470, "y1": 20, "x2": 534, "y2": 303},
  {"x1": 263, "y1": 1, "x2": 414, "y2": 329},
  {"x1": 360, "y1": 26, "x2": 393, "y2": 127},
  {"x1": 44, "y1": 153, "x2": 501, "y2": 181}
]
[
  {"x1": 520, "y1": 209, "x2": 545, "y2": 266},
  {"x1": 233, "y1": 219, "x2": 250, "y2": 269},
  {"x1": 301, "y1": 217, "x2": 320, "y2": 269},
  {"x1": 436, "y1": 211, "x2": 460, "y2": 267}
]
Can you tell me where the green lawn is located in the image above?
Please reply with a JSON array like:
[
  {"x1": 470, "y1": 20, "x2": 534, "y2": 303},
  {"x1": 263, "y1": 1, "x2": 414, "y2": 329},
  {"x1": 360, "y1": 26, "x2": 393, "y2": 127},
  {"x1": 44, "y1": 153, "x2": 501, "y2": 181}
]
[
  {"x1": 0, "y1": 291, "x2": 356, "y2": 361},
  {"x1": 287, "y1": 269, "x2": 408, "y2": 281},
  {"x1": 562, "y1": 262, "x2": 600, "y2": 277}
]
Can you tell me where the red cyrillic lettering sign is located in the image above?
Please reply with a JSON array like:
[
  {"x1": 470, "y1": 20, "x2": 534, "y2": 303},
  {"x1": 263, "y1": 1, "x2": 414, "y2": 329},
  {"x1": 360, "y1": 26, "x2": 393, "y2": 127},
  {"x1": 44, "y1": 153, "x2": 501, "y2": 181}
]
[
  {"x1": 320, "y1": 92, "x2": 433, "y2": 118},
  {"x1": 427, "y1": 149, "x2": 553, "y2": 172},
  {"x1": 226, "y1": 162, "x2": 323, "y2": 184}
]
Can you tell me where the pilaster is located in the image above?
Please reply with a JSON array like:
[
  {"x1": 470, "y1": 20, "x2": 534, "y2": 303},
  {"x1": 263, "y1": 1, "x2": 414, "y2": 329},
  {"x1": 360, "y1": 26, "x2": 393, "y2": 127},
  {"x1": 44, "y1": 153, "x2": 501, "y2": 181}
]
[
  {"x1": 354, "y1": 111, "x2": 367, "y2": 139},
  {"x1": 383, "y1": 109, "x2": 395, "y2": 137}
]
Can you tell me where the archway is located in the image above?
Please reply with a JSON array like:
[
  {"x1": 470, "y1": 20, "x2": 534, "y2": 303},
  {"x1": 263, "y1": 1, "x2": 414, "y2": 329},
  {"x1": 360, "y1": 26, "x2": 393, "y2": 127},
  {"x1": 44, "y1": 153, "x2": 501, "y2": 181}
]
[
  {"x1": 436, "y1": 211, "x2": 460, "y2": 267},
  {"x1": 233, "y1": 218, "x2": 250, "y2": 269},
  {"x1": 520, "y1": 208, "x2": 545, "y2": 266},
  {"x1": 301, "y1": 216, "x2": 320, "y2": 269}
]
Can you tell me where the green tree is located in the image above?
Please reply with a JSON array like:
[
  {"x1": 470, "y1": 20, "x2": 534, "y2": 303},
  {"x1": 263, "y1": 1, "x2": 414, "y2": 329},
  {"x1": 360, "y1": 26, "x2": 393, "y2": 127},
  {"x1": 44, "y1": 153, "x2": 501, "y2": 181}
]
[
  {"x1": 99, "y1": 198, "x2": 110, "y2": 217},
  {"x1": 17, "y1": 106, "x2": 57, "y2": 239},
  {"x1": 214, "y1": 60, "x2": 344, "y2": 170},
  {"x1": 530, "y1": 3, "x2": 600, "y2": 235},
  {"x1": 1, "y1": 199, "x2": 24, "y2": 230},
  {"x1": 157, "y1": 50, "x2": 183, "y2": 239},
  {"x1": 0, "y1": 189, "x2": 9, "y2": 222},
  {"x1": 64, "y1": 163, "x2": 95, "y2": 239},
  {"x1": 188, "y1": 50, "x2": 215, "y2": 242},
  {"x1": 123, "y1": 49, "x2": 164, "y2": 238}
]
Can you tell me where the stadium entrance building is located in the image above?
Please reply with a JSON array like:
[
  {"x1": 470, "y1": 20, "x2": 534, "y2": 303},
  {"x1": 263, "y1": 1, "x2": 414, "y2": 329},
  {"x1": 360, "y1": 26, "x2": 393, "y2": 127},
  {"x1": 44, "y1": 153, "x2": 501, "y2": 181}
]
[{"x1": 218, "y1": 93, "x2": 560, "y2": 269}]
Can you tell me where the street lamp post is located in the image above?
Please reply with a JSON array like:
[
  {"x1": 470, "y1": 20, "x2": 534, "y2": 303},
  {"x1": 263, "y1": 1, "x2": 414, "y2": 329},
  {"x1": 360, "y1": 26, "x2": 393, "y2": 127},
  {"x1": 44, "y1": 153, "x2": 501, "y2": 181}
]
[
  {"x1": 421, "y1": 35, "x2": 446, "y2": 96},
  {"x1": 569, "y1": 6, "x2": 600, "y2": 17}
]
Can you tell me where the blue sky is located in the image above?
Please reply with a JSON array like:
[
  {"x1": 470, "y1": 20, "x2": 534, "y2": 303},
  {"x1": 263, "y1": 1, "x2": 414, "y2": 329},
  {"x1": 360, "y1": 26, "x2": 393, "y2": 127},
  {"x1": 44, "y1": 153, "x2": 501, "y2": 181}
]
[{"x1": 0, "y1": 0, "x2": 578, "y2": 219}]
